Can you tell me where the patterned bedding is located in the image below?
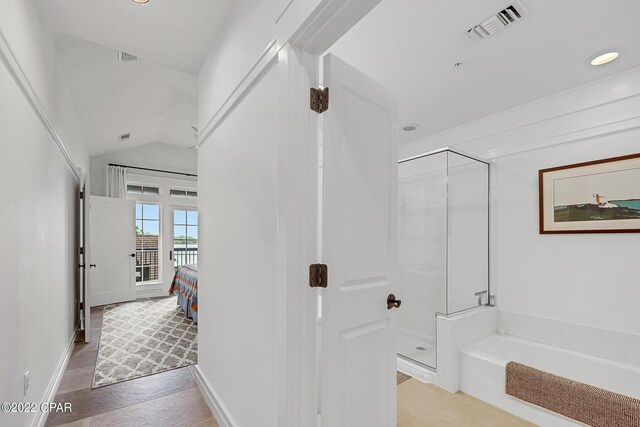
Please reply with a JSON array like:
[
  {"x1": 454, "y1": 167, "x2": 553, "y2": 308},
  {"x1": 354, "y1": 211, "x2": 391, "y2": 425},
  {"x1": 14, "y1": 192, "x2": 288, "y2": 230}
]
[{"x1": 169, "y1": 264, "x2": 198, "y2": 322}]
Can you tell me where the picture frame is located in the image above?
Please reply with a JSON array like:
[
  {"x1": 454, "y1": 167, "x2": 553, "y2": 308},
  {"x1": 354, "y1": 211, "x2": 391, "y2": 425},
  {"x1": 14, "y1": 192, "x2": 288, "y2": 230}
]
[{"x1": 539, "y1": 153, "x2": 640, "y2": 234}]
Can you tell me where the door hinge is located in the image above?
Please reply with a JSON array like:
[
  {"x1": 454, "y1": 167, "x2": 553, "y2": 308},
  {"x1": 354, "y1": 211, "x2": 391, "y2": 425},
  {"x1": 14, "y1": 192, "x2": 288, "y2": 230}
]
[
  {"x1": 309, "y1": 263, "x2": 328, "y2": 288},
  {"x1": 79, "y1": 246, "x2": 84, "y2": 255},
  {"x1": 79, "y1": 191, "x2": 84, "y2": 200},
  {"x1": 310, "y1": 87, "x2": 329, "y2": 114}
]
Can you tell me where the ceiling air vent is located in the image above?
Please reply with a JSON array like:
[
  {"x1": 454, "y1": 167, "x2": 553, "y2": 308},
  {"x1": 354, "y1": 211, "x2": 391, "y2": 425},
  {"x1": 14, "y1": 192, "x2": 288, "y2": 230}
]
[
  {"x1": 118, "y1": 51, "x2": 138, "y2": 62},
  {"x1": 118, "y1": 132, "x2": 132, "y2": 141},
  {"x1": 466, "y1": 1, "x2": 528, "y2": 42}
]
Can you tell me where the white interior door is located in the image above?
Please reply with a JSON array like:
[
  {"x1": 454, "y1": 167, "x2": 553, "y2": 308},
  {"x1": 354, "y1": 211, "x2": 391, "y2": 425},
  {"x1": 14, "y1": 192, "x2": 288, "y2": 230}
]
[
  {"x1": 320, "y1": 54, "x2": 398, "y2": 427},
  {"x1": 89, "y1": 196, "x2": 136, "y2": 307}
]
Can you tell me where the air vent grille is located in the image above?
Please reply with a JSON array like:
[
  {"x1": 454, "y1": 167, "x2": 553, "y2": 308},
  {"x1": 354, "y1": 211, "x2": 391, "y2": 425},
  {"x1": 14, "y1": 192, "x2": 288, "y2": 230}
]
[
  {"x1": 118, "y1": 133, "x2": 131, "y2": 141},
  {"x1": 466, "y1": 2, "x2": 528, "y2": 42},
  {"x1": 118, "y1": 51, "x2": 138, "y2": 62}
]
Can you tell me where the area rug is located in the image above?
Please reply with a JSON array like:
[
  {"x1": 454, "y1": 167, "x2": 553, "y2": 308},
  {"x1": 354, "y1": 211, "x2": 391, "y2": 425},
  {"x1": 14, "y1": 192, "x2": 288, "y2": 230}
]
[
  {"x1": 397, "y1": 371, "x2": 411, "y2": 385},
  {"x1": 92, "y1": 296, "x2": 197, "y2": 388}
]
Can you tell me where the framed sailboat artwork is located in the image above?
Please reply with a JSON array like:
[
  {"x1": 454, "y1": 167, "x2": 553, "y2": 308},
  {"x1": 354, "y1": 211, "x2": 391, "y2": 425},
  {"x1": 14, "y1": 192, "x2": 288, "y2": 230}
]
[{"x1": 539, "y1": 153, "x2": 640, "y2": 233}]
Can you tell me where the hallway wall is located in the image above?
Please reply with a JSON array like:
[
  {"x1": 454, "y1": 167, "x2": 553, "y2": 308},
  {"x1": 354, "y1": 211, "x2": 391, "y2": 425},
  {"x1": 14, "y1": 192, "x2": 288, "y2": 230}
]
[{"x1": 0, "y1": 1, "x2": 88, "y2": 426}]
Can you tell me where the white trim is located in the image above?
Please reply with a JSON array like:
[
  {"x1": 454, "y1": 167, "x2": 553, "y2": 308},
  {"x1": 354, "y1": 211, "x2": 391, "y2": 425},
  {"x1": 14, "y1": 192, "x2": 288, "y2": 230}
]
[
  {"x1": 0, "y1": 30, "x2": 80, "y2": 181},
  {"x1": 33, "y1": 333, "x2": 77, "y2": 427},
  {"x1": 397, "y1": 357, "x2": 438, "y2": 385},
  {"x1": 198, "y1": 39, "x2": 279, "y2": 147},
  {"x1": 399, "y1": 66, "x2": 640, "y2": 161},
  {"x1": 191, "y1": 365, "x2": 237, "y2": 427},
  {"x1": 136, "y1": 284, "x2": 166, "y2": 299}
]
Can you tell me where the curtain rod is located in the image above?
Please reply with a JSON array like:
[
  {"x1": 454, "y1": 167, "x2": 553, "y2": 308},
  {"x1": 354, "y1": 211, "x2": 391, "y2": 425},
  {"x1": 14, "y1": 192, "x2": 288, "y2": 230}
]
[{"x1": 108, "y1": 163, "x2": 198, "y2": 178}]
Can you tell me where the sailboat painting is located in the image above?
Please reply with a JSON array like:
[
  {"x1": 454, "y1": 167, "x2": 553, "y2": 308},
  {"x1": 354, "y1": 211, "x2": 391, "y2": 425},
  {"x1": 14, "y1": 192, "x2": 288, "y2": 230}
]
[{"x1": 539, "y1": 153, "x2": 640, "y2": 233}]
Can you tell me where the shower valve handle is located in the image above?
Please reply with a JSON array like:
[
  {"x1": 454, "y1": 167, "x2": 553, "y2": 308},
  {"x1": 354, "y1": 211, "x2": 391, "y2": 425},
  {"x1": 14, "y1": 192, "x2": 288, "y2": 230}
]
[{"x1": 387, "y1": 294, "x2": 402, "y2": 310}]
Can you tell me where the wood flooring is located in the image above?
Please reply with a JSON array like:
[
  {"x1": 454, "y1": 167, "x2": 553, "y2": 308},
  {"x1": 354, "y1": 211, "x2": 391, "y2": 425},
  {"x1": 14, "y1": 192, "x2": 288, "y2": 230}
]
[
  {"x1": 46, "y1": 307, "x2": 532, "y2": 427},
  {"x1": 45, "y1": 307, "x2": 217, "y2": 427}
]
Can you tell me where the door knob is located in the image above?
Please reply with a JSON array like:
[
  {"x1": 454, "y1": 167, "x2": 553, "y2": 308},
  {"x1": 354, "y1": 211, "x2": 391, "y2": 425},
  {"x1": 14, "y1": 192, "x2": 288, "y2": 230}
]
[
  {"x1": 130, "y1": 253, "x2": 136, "y2": 258},
  {"x1": 387, "y1": 294, "x2": 401, "y2": 310}
]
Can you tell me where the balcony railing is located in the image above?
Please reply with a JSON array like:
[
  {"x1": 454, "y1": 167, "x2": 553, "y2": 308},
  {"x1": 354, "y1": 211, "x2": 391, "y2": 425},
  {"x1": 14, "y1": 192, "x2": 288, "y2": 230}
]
[{"x1": 174, "y1": 248, "x2": 198, "y2": 272}]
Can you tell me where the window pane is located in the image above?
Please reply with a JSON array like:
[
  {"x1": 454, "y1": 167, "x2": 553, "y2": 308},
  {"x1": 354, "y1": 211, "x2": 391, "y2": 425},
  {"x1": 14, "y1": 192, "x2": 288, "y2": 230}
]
[
  {"x1": 143, "y1": 266, "x2": 150, "y2": 282},
  {"x1": 143, "y1": 186, "x2": 160, "y2": 195},
  {"x1": 136, "y1": 267, "x2": 142, "y2": 282},
  {"x1": 170, "y1": 189, "x2": 187, "y2": 197},
  {"x1": 186, "y1": 225, "x2": 198, "y2": 240},
  {"x1": 128, "y1": 185, "x2": 143, "y2": 194},
  {"x1": 174, "y1": 210, "x2": 187, "y2": 225},
  {"x1": 186, "y1": 210, "x2": 198, "y2": 225},
  {"x1": 143, "y1": 204, "x2": 159, "y2": 220},
  {"x1": 136, "y1": 203, "x2": 142, "y2": 219},
  {"x1": 187, "y1": 191, "x2": 198, "y2": 198},
  {"x1": 135, "y1": 251, "x2": 142, "y2": 266},
  {"x1": 143, "y1": 220, "x2": 159, "y2": 236},
  {"x1": 174, "y1": 225, "x2": 186, "y2": 246}
]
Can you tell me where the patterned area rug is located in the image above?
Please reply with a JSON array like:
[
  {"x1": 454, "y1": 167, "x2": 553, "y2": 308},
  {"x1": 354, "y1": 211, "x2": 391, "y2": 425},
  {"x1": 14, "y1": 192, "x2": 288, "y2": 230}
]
[
  {"x1": 397, "y1": 371, "x2": 412, "y2": 385},
  {"x1": 93, "y1": 296, "x2": 197, "y2": 388}
]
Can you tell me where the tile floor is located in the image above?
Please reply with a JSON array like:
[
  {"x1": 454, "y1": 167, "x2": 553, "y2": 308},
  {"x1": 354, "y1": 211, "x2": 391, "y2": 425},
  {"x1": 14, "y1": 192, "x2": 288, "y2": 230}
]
[
  {"x1": 45, "y1": 307, "x2": 217, "y2": 427},
  {"x1": 398, "y1": 378, "x2": 536, "y2": 427}
]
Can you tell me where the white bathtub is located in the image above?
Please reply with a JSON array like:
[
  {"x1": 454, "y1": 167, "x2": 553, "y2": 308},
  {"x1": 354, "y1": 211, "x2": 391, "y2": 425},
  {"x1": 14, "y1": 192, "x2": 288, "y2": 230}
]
[{"x1": 459, "y1": 334, "x2": 640, "y2": 426}]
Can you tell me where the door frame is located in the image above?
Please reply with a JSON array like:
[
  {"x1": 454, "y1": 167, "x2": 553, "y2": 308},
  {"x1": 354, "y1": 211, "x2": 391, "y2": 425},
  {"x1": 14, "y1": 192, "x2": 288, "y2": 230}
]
[{"x1": 278, "y1": 2, "x2": 389, "y2": 424}]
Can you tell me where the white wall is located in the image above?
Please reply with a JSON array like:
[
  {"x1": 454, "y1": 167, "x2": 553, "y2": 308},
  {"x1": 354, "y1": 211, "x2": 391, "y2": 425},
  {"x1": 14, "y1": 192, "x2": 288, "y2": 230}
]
[
  {"x1": 0, "y1": 2, "x2": 86, "y2": 423},
  {"x1": 0, "y1": 0, "x2": 89, "y2": 171},
  {"x1": 197, "y1": 63, "x2": 280, "y2": 427},
  {"x1": 400, "y1": 67, "x2": 640, "y2": 338},
  {"x1": 197, "y1": 0, "x2": 381, "y2": 144},
  {"x1": 90, "y1": 142, "x2": 197, "y2": 197}
]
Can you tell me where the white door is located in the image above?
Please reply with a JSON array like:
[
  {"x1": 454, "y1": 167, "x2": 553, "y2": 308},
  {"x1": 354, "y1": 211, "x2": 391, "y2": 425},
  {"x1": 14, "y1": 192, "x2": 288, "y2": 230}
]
[
  {"x1": 89, "y1": 196, "x2": 136, "y2": 306},
  {"x1": 320, "y1": 54, "x2": 398, "y2": 427}
]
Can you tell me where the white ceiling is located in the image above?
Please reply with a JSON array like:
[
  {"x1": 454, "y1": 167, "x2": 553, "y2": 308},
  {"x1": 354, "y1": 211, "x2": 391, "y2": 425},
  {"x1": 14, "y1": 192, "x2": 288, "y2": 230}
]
[
  {"x1": 329, "y1": 0, "x2": 640, "y2": 143},
  {"x1": 34, "y1": 0, "x2": 234, "y2": 157},
  {"x1": 55, "y1": 34, "x2": 198, "y2": 157},
  {"x1": 35, "y1": 0, "x2": 233, "y2": 75}
]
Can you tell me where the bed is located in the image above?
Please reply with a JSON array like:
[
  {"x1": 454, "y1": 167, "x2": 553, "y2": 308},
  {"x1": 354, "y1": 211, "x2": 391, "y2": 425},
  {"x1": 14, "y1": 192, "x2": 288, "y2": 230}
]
[{"x1": 169, "y1": 263, "x2": 198, "y2": 323}]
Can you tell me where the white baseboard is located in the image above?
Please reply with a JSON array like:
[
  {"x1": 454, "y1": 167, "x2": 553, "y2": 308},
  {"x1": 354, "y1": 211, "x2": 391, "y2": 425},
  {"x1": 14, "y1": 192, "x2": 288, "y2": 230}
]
[
  {"x1": 191, "y1": 365, "x2": 236, "y2": 427},
  {"x1": 32, "y1": 332, "x2": 77, "y2": 427},
  {"x1": 397, "y1": 356, "x2": 438, "y2": 385},
  {"x1": 136, "y1": 285, "x2": 166, "y2": 299}
]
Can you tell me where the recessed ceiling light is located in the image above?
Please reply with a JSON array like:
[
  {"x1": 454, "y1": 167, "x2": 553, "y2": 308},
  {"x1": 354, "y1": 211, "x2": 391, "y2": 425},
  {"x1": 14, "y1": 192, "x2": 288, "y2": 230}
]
[
  {"x1": 590, "y1": 51, "x2": 619, "y2": 66},
  {"x1": 402, "y1": 124, "x2": 420, "y2": 132},
  {"x1": 132, "y1": 0, "x2": 149, "y2": 4}
]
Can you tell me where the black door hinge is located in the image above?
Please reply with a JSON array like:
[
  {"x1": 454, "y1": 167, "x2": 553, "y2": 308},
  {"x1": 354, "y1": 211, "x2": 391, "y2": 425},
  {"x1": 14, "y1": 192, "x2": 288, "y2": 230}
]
[
  {"x1": 310, "y1": 87, "x2": 329, "y2": 114},
  {"x1": 309, "y1": 263, "x2": 328, "y2": 288},
  {"x1": 79, "y1": 191, "x2": 84, "y2": 200}
]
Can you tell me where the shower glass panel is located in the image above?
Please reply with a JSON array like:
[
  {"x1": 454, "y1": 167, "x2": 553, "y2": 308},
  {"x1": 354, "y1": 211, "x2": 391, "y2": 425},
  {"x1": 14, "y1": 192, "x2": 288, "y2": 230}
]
[{"x1": 397, "y1": 149, "x2": 489, "y2": 369}]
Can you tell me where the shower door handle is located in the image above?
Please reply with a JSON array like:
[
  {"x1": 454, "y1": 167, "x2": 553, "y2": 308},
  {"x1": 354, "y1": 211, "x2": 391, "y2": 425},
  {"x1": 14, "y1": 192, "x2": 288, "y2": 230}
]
[{"x1": 387, "y1": 294, "x2": 402, "y2": 310}]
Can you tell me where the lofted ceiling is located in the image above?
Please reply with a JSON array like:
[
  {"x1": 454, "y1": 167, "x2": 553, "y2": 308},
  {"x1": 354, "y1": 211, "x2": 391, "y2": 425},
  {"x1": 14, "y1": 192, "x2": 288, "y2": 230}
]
[
  {"x1": 54, "y1": 34, "x2": 198, "y2": 157},
  {"x1": 33, "y1": 0, "x2": 234, "y2": 157},
  {"x1": 328, "y1": 0, "x2": 640, "y2": 144},
  {"x1": 34, "y1": 0, "x2": 233, "y2": 75}
]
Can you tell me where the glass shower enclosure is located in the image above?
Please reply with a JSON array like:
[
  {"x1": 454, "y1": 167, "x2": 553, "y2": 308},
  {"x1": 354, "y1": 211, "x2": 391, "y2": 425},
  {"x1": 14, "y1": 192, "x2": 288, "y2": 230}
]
[{"x1": 397, "y1": 148, "x2": 489, "y2": 369}]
